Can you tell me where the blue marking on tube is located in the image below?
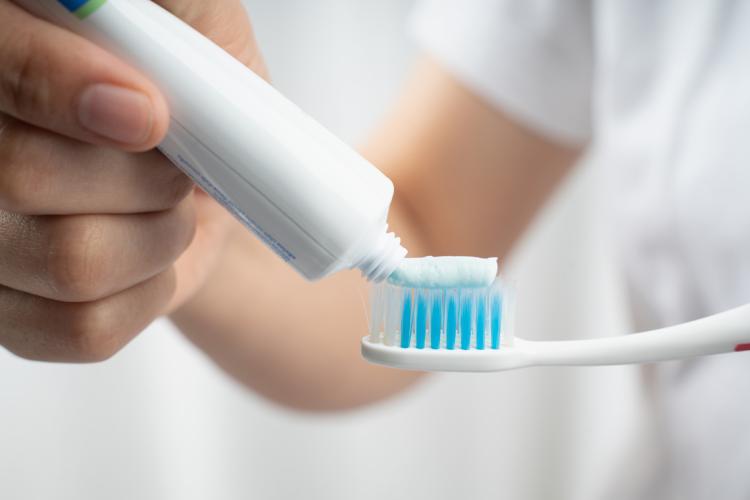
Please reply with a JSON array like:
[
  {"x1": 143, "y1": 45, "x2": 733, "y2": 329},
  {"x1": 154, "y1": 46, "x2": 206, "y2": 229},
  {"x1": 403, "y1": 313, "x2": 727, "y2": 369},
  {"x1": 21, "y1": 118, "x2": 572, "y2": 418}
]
[
  {"x1": 446, "y1": 295, "x2": 457, "y2": 350},
  {"x1": 415, "y1": 291, "x2": 427, "y2": 349},
  {"x1": 430, "y1": 294, "x2": 442, "y2": 349},
  {"x1": 400, "y1": 291, "x2": 413, "y2": 348},
  {"x1": 491, "y1": 294, "x2": 502, "y2": 349},
  {"x1": 460, "y1": 294, "x2": 472, "y2": 350},
  {"x1": 476, "y1": 293, "x2": 486, "y2": 350},
  {"x1": 58, "y1": 0, "x2": 89, "y2": 11}
]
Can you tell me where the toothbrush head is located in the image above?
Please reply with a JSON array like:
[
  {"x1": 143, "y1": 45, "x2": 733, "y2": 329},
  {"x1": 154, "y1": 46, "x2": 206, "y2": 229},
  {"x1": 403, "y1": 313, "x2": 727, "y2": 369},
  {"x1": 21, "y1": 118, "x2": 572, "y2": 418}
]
[
  {"x1": 362, "y1": 270, "x2": 521, "y2": 372},
  {"x1": 364, "y1": 260, "x2": 750, "y2": 372}
]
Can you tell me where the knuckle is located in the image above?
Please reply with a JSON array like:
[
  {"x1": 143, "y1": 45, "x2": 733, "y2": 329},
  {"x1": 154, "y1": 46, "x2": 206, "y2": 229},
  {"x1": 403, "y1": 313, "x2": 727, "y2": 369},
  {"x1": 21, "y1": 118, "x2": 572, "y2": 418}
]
[
  {"x1": 0, "y1": 119, "x2": 37, "y2": 212},
  {"x1": 155, "y1": 189, "x2": 197, "y2": 253},
  {"x1": 0, "y1": 30, "x2": 53, "y2": 120},
  {"x1": 162, "y1": 203, "x2": 197, "y2": 260},
  {"x1": 46, "y1": 218, "x2": 113, "y2": 301},
  {"x1": 161, "y1": 167, "x2": 194, "y2": 208},
  {"x1": 64, "y1": 302, "x2": 123, "y2": 362},
  {"x1": 176, "y1": 199, "x2": 198, "y2": 245},
  {"x1": 143, "y1": 154, "x2": 193, "y2": 210}
]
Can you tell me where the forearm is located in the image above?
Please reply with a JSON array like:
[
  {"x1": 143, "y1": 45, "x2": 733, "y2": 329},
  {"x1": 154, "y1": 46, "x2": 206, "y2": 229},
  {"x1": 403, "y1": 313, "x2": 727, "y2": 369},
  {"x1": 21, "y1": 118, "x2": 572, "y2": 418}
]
[
  {"x1": 367, "y1": 59, "x2": 581, "y2": 258},
  {"x1": 170, "y1": 200, "x2": 428, "y2": 411}
]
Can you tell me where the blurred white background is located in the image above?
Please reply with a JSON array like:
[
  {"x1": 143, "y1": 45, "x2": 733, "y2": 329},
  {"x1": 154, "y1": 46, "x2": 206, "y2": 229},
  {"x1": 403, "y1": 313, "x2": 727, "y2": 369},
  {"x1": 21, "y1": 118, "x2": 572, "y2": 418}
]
[{"x1": 0, "y1": 1, "x2": 644, "y2": 499}]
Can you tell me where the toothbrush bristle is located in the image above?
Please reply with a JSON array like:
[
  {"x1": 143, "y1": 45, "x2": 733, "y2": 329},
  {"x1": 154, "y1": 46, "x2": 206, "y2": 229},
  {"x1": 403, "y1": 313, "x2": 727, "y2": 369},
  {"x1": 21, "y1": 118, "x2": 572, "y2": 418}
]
[{"x1": 369, "y1": 280, "x2": 510, "y2": 350}]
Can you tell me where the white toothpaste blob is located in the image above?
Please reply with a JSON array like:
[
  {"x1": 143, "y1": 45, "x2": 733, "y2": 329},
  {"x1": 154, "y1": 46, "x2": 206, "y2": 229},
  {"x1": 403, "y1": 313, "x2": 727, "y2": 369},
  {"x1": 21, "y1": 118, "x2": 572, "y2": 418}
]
[{"x1": 386, "y1": 256, "x2": 498, "y2": 288}]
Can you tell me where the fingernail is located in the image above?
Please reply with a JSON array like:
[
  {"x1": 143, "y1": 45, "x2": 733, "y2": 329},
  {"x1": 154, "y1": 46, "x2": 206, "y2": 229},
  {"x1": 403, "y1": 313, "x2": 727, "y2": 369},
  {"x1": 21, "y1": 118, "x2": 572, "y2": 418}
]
[{"x1": 77, "y1": 84, "x2": 154, "y2": 146}]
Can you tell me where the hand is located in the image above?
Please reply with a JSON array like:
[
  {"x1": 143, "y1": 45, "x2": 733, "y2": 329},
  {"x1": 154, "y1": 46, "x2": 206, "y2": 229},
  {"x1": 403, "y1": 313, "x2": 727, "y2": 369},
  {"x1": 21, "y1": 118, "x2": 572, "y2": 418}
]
[{"x1": 0, "y1": 0, "x2": 266, "y2": 362}]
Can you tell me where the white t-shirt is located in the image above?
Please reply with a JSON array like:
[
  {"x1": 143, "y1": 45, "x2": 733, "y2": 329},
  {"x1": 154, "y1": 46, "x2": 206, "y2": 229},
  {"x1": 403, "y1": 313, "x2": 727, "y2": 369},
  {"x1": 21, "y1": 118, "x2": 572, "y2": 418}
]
[{"x1": 412, "y1": 1, "x2": 750, "y2": 499}]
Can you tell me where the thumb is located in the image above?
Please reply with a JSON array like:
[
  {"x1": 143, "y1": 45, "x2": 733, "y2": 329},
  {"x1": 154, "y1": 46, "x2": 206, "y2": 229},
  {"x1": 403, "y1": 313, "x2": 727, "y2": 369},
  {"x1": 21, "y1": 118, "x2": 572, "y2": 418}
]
[{"x1": 1, "y1": 0, "x2": 169, "y2": 151}]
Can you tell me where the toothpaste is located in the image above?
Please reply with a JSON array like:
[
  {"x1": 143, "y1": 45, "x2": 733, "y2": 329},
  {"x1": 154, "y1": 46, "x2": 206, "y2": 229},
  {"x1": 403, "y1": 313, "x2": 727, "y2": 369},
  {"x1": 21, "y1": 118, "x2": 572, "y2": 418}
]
[{"x1": 387, "y1": 256, "x2": 498, "y2": 288}]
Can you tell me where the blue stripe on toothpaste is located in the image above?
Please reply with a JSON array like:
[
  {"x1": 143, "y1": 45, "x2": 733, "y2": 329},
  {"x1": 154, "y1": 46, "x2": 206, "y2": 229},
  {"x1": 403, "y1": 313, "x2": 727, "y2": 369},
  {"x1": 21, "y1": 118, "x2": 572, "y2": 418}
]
[{"x1": 58, "y1": 0, "x2": 89, "y2": 11}]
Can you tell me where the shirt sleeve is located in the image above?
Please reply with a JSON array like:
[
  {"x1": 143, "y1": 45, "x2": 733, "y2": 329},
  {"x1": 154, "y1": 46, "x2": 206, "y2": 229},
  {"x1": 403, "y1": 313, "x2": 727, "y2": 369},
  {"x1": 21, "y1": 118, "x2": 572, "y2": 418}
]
[{"x1": 410, "y1": 0, "x2": 593, "y2": 146}]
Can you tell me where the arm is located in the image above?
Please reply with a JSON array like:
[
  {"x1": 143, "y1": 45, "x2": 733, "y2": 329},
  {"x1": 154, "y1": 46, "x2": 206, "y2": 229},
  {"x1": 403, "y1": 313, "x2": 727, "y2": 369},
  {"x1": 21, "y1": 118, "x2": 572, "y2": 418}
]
[{"x1": 171, "y1": 58, "x2": 582, "y2": 410}]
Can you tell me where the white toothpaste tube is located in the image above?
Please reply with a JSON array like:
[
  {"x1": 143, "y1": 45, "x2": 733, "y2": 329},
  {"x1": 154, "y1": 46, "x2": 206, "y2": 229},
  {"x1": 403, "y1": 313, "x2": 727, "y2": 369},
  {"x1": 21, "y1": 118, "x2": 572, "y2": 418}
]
[{"x1": 15, "y1": 0, "x2": 407, "y2": 281}]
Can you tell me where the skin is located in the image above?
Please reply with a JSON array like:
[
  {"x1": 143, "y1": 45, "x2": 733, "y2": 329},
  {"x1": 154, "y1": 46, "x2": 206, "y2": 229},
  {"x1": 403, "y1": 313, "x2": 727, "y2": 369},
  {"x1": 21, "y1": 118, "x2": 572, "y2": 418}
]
[{"x1": 0, "y1": 0, "x2": 581, "y2": 409}]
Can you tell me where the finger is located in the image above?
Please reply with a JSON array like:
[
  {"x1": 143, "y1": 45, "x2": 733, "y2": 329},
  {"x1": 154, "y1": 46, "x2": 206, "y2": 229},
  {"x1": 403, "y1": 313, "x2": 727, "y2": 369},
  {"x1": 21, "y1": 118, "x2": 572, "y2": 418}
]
[
  {"x1": 0, "y1": 115, "x2": 193, "y2": 214},
  {"x1": 0, "y1": 267, "x2": 176, "y2": 362},
  {"x1": 0, "y1": 196, "x2": 196, "y2": 302},
  {"x1": 0, "y1": 1, "x2": 169, "y2": 150},
  {"x1": 154, "y1": 0, "x2": 268, "y2": 76},
  {"x1": 167, "y1": 190, "x2": 237, "y2": 313}
]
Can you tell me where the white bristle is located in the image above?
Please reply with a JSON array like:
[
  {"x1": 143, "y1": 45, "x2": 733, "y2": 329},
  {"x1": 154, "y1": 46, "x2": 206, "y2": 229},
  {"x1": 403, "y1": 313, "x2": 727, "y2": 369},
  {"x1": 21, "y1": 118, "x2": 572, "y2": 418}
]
[
  {"x1": 368, "y1": 284, "x2": 384, "y2": 342},
  {"x1": 368, "y1": 278, "x2": 512, "y2": 351}
]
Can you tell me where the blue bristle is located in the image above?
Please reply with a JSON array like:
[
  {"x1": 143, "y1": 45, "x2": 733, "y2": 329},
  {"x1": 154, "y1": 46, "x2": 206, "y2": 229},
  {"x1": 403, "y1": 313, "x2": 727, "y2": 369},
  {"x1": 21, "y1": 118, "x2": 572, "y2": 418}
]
[
  {"x1": 430, "y1": 292, "x2": 442, "y2": 349},
  {"x1": 374, "y1": 279, "x2": 507, "y2": 351},
  {"x1": 460, "y1": 293, "x2": 472, "y2": 350},
  {"x1": 415, "y1": 291, "x2": 427, "y2": 349},
  {"x1": 476, "y1": 292, "x2": 486, "y2": 350},
  {"x1": 401, "y1": 291, "x2": 413, "y2": 348},
  {"x1": 491, "y1": 293, "x2": 502, "y2": 349},
  {"x1": 446, "y1": 293, "x2": 457, "y2": 350}
]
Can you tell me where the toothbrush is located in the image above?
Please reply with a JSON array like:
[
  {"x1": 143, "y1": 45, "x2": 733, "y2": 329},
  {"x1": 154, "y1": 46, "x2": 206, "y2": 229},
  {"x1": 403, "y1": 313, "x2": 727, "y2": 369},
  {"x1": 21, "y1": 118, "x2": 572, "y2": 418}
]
[{"x1": 362, "y1": 279, "x2": 750, "y2": 372}]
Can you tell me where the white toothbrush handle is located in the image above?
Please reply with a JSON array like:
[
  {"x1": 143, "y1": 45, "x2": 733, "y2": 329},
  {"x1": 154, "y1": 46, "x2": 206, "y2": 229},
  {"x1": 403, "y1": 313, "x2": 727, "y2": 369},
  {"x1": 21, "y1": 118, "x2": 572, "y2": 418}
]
[{"x1": 525, "y1": 304, "x2": 750, "y2": 366}]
